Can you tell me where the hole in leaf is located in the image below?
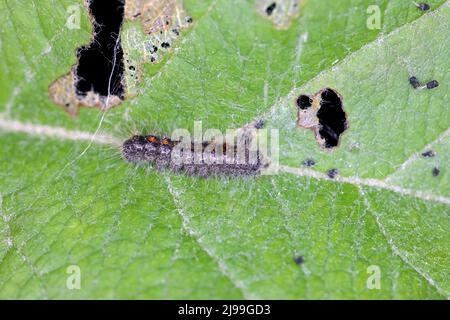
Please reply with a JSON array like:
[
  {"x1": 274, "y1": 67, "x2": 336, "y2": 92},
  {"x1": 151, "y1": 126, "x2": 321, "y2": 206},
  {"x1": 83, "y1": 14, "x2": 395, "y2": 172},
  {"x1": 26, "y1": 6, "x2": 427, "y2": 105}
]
[
  {"x1": 76, "y1": 0, "x2": 125, "y2": 98},
  {"x1": 296, "y1": 88, "x2": 348, "y2": 150},
  {"x1": 296, "y1": 95, "x2": 312, "y2": 110},
  {"x1": 317, "y1": 89, "x2": 348, "y2": 148}
]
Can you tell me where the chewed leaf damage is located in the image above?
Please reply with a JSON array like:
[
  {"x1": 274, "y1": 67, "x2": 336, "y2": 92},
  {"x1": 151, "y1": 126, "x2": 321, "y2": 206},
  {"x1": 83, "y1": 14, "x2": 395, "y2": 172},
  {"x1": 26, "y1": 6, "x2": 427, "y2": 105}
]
[
  {"x1": 256, "y1": 0, "x2": 301, "y2": 29},
  {"x1": 49, "y1": 0, "x2": 125, "y2": 116},
  {"x1": 48, "y1": 69, "x2": 123, "y2": 116},
  {"x1": 122, "y1": 0, "x2": 194, "y2": 95},
  {"x1": 295, "y1": 88, "x2": 348, "y2": 149},
  {"x1": 49, "y1": 0, "x2": 193, "y2": 115}
]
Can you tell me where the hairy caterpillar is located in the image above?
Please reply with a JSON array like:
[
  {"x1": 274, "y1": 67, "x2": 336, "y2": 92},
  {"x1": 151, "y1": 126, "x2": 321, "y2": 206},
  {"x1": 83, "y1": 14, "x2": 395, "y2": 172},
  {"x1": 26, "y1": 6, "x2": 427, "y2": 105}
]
[{"x1": 122, "y1": 133, "x2": 264, "y2": 177}]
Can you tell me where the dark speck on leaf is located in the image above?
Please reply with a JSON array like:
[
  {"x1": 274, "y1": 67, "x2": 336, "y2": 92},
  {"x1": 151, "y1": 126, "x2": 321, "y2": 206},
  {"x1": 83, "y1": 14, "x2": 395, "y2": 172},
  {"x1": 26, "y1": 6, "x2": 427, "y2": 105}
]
[
  {"x1": 254, "y1": 119, "x2": 265, "y2": 129},
  {"x1": 294, "y1": 256, "x2": 304, "y2": 265},
  {"x1": 327, "y1": 168, "x2": 339, "y2": 179},
  {"x1": 409, "y1": 76, "x2": 421, "y2": 89},
  {"x1": 266, "y1": 2, "x2": 277, "y2": 16},
  {"x1": 161, "y1": 42, "x2": 170, "y2": 49},
  {"x1": 421, "y1": 150, "x2": 436, "y2": 158},
  {"x1": 303, "y1": 159, "x2": 316, "y2": 167},
  {"x1": 186, "y1": 17, "x2": 193, "y2": 23},
  {"x1": 432, "y1": 167, "x2": 440, "y2": 177},
  {"x1": 426, "y1": 80, "x2": 439, "y2": 89},
  {"x1": 416, "y1": 3, "x2": 430, "y2": 11}
]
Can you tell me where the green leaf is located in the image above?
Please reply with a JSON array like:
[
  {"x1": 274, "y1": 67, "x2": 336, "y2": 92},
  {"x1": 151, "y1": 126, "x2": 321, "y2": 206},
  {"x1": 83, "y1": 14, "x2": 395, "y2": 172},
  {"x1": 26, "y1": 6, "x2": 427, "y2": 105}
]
[{"x1": 0, "y1": 0, "x2": 448, "y2": 299}]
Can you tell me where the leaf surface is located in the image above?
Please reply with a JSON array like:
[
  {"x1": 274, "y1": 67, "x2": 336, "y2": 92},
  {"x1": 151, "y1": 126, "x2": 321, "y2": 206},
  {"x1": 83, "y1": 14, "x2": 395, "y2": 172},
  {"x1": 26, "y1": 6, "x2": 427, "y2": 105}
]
[{"x1": 0, "y1": 0, "x2": 448, "y2": 299}]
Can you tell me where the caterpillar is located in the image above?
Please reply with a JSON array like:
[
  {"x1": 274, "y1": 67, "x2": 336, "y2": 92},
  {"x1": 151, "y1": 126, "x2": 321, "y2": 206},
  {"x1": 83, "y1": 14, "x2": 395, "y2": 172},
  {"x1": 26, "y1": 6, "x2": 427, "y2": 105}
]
[{"x1": 122, "y1": 133, "x2": 264, "y2": 177}]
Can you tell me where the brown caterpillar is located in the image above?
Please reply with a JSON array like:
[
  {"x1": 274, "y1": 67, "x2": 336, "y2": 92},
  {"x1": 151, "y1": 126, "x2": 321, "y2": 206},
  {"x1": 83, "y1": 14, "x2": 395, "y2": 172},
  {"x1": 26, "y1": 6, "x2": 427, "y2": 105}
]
[{"x1": 122, "y1": 134, "x2": 263, "y2": 177}]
